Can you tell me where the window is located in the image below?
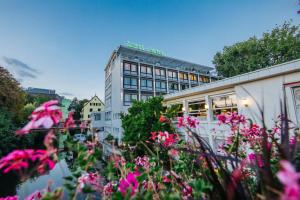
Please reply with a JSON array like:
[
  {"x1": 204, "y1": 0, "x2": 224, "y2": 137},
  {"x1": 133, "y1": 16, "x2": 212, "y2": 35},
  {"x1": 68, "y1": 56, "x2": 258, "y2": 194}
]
[
  {"x1": 200, "y1": 76, "x2": 210, "y2": 83},
  {"x1": 155, "y1": 81, "x2": 167, "y2": 92},
  {"x1": 179, "y1": 72, "x2": 188, "y2": 82},
  {"x1": 98, "y1": 108, "x2": 101, "y2": 111},
  {"x1": 189, "y1": 74, "x2": 198, "y2": 83},
  {"x1": 141, "y1": 94, "x2": 153, "y2": 101},
  {"x1": 113, "y1": 113, "x2": 121, "y2": 119},
  {"x1": 170, "y1": 103, "x2": 184, "y2": 117},
  {"x1": 88, "y1": 114, "x2": 90, "y2": 118},
  {"x1": 105, "y1": 111, "x2": 112, "y2": 121},
  {"x1": 90, "y1": 108, "x2": 93, "y2": 112},
  {"x1": 168, "y1": 70, "x2": 178, "y2": 81},
  {"x1": 155, "y1": 68, "x2": 166, "y2": 79},
  {"x1": 293, "y1": 87, "x2": 300, "y2": 123},
  {"x1": 123, "y1": 61, "x2": 138, "y2": 75},
  {"x1": 124, "y1": 77, "x2": 138, "y2": 89},
  {"x1": 211, "y1": 94, "x2": 237, "y2": 120},
  {"x1": 140, "y1": 65, "x2": 153, "y2": 77},
  {"x1": 94, "y1": 113, "x2": 101, "y2": 121},
  {"x1": 188, "y1": 100, "x2": 207, "y2": 120},
  {"x1": 181, "y1": 84, "x2": 189, "y2": 90},
  {"x1": 169, "y1": 83, "x2": 178, "y2": 93},
  {"x1": 124, "y1": 93, "x2": 138, "y2": 106},
  {"x1": 141, "y1": 79, "x2": 153, "y2": 91}
]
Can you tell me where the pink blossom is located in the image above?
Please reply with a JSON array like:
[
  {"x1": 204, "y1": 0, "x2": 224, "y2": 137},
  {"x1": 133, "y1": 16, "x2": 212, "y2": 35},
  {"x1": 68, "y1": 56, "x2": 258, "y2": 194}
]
[
  {"x1": 247, "y1": 153, "x2": 264, "y2": 167},
  {"x1": 182, "y1": 183, "x2": 193, "y2": 200},
  {"x1": 64, "y1": 112, "x2": 76, "y2": 129},
  {"x1": 168, "y1": 149, "x2": 179, "y2": 160},
  {"x1": 277, "y1": 160, "x2": 300, "y2": 200},
  {"x1": 0, "y1": 149, "x2": 55, "y2": 174},
  {"x1": 80, "y1": 121, "x2": 87, "y2": 132},
  {"x1": 103, "y1": 182, "x2": 113, "y2": 196},
  {"x1": 110, "y1": 155, "x2": 126, "y2": 168},
  {"x1": 16, "y1": 100, "x2": 62, "y2": 135},
  {"x1": 150, "y1": 131, "x2": 179, "y2": 147},
  {"x1": 0, "y1": 196, "x2": 18, "y2": 200},
  {"x1": 135, "y1": 156, "x2": 151, "y2": 170},
  {"x1": 163, "y1": 176, "x2": 171, "y2": 183},
  {"x1": 217, "y1": 112, "x2": 246, "y2": 130},
  {"x1": 290, "y1": 137, "x2": 296, "y2": 145},
  {"x1": 118, "y1": 172, "x2": 140, "y2": 197},
  {"x1": 25, "y1": 190, "x2": 43, "y2": 200},
  {"x1": 78, "y1": 172, "x2": 102, "y2": 192},
  {"x1": 177, "y1": 116, "x2": 199, "y2": 128},
  {"x1": 43, "y1": 130, "x2": 56, "y2": 151},
  {"x1": 159, "y1": 115, "x2": 167, "y2": 123}
]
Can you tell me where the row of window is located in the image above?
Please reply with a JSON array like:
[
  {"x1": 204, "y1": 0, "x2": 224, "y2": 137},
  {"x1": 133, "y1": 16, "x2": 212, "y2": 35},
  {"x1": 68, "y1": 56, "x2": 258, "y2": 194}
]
[
  {"x1": 89, "y1": 108, "x2": 101, "y2": 112},
  {"x1": 173, "y1": 94, "x2": 238, "y2": 121},
  {"x1": 90, "y1": 103, "x2": 102, "y2": 106},
  {"x1": 123, "y1": 61, "x2": 209, "y2": 83}
]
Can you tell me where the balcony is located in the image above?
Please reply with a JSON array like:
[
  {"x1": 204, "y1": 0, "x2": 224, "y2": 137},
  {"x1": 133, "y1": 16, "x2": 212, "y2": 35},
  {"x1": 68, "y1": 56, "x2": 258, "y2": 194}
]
[{"x1": 123, "y1": 70, "x2": 138, "y2": 76}]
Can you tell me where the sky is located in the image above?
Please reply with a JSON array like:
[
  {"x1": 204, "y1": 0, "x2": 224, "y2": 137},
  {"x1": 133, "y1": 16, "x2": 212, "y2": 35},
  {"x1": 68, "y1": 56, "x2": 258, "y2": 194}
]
[{"x1": 0, "y1": 0, "x2": 299, "y2": 100}]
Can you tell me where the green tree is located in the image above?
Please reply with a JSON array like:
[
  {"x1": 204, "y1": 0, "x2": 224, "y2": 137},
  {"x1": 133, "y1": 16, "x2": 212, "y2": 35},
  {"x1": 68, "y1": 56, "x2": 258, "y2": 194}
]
[
  {"x1": 0, "y1": 66, "x2": 25, "y2": 122},
  {"x1": 213, "y1": 22, "x2": 300, "y2": 77},
  {"x1": 121, "y1": 96, "x2": 173, "y2": 157}
]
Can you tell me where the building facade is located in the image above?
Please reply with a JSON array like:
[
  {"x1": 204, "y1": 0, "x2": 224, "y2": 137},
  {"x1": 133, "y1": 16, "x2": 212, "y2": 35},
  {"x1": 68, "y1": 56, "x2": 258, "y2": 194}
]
[
  {"x1": 104, "y1": 45, "x2": 216, "y2": 143},
  {"x1": 163, "y1": 59, "x2": 300, "y2": 151},
  {"x1": 81, "y1": 95, "x2": 105, "y2": 121}
]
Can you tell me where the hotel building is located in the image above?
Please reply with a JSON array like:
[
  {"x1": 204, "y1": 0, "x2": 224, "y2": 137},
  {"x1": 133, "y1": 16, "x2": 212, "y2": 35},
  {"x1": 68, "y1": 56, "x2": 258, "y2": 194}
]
[{"x1": 104, "y1": 45, "x2": 216, "y2": 143}]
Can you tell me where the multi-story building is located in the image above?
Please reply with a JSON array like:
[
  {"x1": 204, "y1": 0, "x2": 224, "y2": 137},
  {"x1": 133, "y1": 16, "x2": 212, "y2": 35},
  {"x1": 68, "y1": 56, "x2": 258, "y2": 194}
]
[
  {"x1": 104, "y1": 44, "x2": 216, "y2": 143},
  {"x1": 81, "y1": 95, "x2": 105, "y2": 122}
]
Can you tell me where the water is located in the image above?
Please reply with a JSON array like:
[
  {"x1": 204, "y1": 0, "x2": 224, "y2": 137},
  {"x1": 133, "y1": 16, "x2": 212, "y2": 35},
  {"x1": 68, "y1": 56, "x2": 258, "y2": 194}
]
[{"x1": 0, "y1": 159, "x2": 72, "y2": 199}]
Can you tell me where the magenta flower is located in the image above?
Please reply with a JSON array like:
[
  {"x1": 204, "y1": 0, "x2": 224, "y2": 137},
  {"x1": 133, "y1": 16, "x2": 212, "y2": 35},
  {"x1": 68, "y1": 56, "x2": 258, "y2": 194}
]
[
  {"x1": 150, "y1": 131, "x2": 179, "y2": 147},
  {"x1": 64, "y1": 111, "x2": 76, "y2": 129},
  {"x1": 103, "y1": 182, "x2": 114, "y2": 196},
  {"x1": 177, "y1": 117, "x2": 184, "y2": 128},
  {"x1": 177, "y1": 116, "x2": 199, "y2": 128},
  {"x1": 182, "y1": 182, "x2": 193, "y2": 200},
  {"x1": 247, "y1": 153, "x2": 264, "y2": 167},
  {"x1": 135, "y1": 156, "x2": 151, "y2": 170},
  {"x1": 217, "y1": 112, "x2": 246, "y2": 130},
  {"x1": 168, "y1": 149, "x2": 179, "y2": 160},
  {"x1": 16, "y1": 100, "x2": 62, "y2": 135},
  {"x1": 0, "y1": 149, "x2": 55, "y2": 174},
  {"x1": 277, "y1": 160, "x2": 300, "y2": 200},
  {"x1": 118, "y1": 172, "x2": 140, "y2": 197},
  {"x1": 159, "y1": 115, "x2": 167, "y2": 123},
  {"x1": 25, "y1": 190, "x2": 43, "y2": 200},
  {"x1": 0, "y1": 196, "x2": 18, "y2": 200},
  {"x1": 78, "y1": 172, "x2": 102, "y2": 192}
]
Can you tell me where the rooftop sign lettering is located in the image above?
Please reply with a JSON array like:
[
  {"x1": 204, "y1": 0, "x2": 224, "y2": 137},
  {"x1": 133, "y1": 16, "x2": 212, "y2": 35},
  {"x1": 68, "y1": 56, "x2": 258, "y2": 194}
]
[{"x1": 125, "y1": 41, "x2": 166, "y2": 56}]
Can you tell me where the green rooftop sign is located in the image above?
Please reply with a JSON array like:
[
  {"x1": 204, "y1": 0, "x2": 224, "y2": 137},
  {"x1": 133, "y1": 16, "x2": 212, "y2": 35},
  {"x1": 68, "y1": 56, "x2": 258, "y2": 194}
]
[{"x1": 125, "y1": 41, "x2": 166, "y2": 56}]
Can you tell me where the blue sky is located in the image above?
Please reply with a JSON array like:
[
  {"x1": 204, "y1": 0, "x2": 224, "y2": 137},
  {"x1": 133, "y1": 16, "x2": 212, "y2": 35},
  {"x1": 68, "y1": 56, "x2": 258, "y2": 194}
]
[{"x1": 0, "y1": 0, "x2": 299, "y2": 100}]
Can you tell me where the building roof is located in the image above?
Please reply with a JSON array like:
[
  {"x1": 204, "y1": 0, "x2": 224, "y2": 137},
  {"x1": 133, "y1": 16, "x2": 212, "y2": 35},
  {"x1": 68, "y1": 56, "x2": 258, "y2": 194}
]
[
  {"x1": 164, "y1": 59, "x2": 300, "y2": 101},
  {"x1": 105, "y1": 45, "x2": 213, "y2": 74},
  {"x1": 83, "y1": 95, "x2": 104, "y2": 108}
]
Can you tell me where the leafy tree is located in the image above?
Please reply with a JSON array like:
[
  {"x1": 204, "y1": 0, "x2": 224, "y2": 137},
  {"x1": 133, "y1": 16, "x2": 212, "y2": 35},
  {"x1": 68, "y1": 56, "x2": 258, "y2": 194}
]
[
  {"x1": 68, "y1": 98, "x2": 88, "y2": 120},
  {"x1": 0, "y1": 66, "x2": 25, "y2": 122},
  {"x1": 213, "y1": 22, "x2": 300, "y2": 77},
  {"x1": 121, "y1": 96, "x2": 174, "y2": 157}
]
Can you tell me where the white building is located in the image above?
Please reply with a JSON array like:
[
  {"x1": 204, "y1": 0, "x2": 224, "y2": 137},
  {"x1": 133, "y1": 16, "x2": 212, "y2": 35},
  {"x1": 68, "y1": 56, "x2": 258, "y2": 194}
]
[
  {"x1": 90, "y1": 111, "x2": 105, "y2": 141},
  {"x1": 163, "y1": 59, "x2": 300, "y2": 151},
  {"x1": 104, "y1": 44, "x2": 217, "y2": 143}
]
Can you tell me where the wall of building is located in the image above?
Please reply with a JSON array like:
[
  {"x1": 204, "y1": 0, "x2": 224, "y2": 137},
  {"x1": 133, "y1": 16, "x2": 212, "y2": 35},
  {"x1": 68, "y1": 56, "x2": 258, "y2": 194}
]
[
  {"x1": 82, "y1": 96, "x2": 104, "y2": 121},
  {"x1": 164, "y1": 62, "x2": 300, "y2": 151}
]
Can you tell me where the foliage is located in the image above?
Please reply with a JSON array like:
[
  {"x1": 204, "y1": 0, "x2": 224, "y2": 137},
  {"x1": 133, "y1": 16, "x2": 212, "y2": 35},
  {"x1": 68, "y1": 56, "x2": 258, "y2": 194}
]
[
  {"x1": 213, "y1": 21, "x2": 300, "y2": 77},
  {"x1": 0, "y1": 66, "x2": 26, "y2": 123},
  {"x1": 121, "y1": 96, "x2": 174, "y2": 157},
  {"x1": 68, "y1": 97, "x2": 89, "y2": 120}
]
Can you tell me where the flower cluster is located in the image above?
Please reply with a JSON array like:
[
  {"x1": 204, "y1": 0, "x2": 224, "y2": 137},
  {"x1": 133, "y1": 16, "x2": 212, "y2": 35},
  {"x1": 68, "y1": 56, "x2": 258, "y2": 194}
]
[
  {"x1": 0, "y1": 149, "x2": 55, "y2": 174},
  {"x1": 118, "y1": 172, "x2": 140, "y2": 197},
  {"x1": 16, "y1": 100, "x2": 62, "y2": 135},
  {"x1": 78, "y1": 172, "x2": 102, "y2": 192},
  {"x1": 103, "y1": 182, "x2": 114, "y2": 196},
  {"x1": 64, "y1": 111, "x2": 76, "y2": 129},
  {"x1": 217, "y1": 112, "x2": 246, "y2": 130},
  {"x1": 177, "y1": 116, "x2": 199, "y2": 128},
  {"x1": 247, "y1": 153, "x2": 264, "y2": 168},
  {"x1": 277, "y1": 160, "x2": 300, "y2": 200},
  {"x1": 150, "y1": 131, "x2": 179, "y2": 147},
  {"x1": 135, "y1": 156, "x2": 151, "y2": 170}
]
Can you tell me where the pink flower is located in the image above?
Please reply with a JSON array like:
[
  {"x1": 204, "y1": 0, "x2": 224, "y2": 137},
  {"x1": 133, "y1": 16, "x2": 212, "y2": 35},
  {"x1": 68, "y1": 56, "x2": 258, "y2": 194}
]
[
  {"x1": 277, "y1": 160, "x2": 300, "y2": 200},
  {"x1": 78, "y1": 172, "x2": 102, "y2": 192},
  {"x1": 0, "y1": 149, "x2": 56, "y2": 174},
  {"x1": 150, "y1": 131, "x2": 179, "y2": 147},
  {"x1": 80, "y1": 121, "x2": 87, "y2": 132},
  {"x1": 159, "y1": 115, "x2": 167, "y2": 123},
  {"x1": 103, "y1": 182, "x2": 113, "y2": 196},
  {"x1": 64, "y1": 112, "x2": 76, "y2": 129},
  {"x1": 168, "y1": 149, "x2": 179, "y2": 160},
  {"x1": 25, "y1": 190, "x2": 43, "y2": 200},
  {"x1": 43, "y1": 130, "x2": 56, "y2": 151},
  {"x1": 182, "y1": 183, "x2": 193, "y2": 200},
  {"x1": 163, "y1": 176, "x2": 171, "y2": 183},
  {"x1": 118, "y1": 172, "x2": 140, "y2": 197},
  {"x1": 135, "y1": 156, "x2": 151, "y2": 170},
  {"x1": 217, "y1": 112, "x2": 246, "y2": 130},
  {"x1": 177, "y1": 117, "x2": 184, "y2": 128},
  {"x1": 0, "y1": 196, "x2": 18, "y2": 200},
  {"x1": 16, "y1": 100, "x2": 62, "y2": 135},
  {"x1": 177, "y1": 116, "x2": 199, "y2": 128},
  {"x1": 247, "y1": 153, "x2": 264, "y2": 167}
]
